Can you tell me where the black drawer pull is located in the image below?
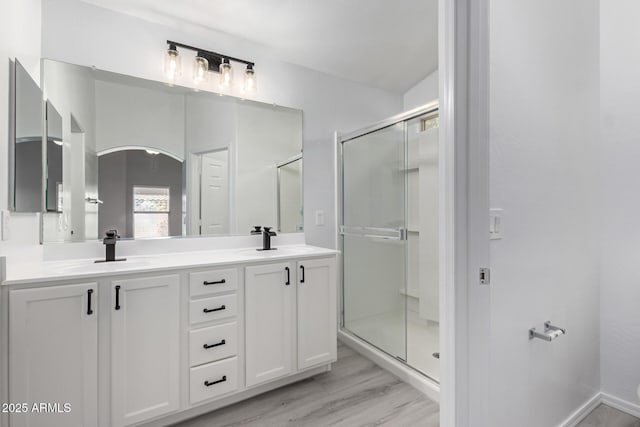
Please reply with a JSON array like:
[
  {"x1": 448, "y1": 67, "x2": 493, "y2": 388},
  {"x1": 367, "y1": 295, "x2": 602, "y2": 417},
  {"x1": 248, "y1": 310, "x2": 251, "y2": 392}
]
[
  {"x1": 87, "y1": 289, "x2": 94, "y2": 315},
  {"x1": 204, "y1": 376, "x2": 227, "y2": 387},
  {"x1": 115, "y1": 285, "x2": 121, "y2": 310},
  {"x1": 300, "y1": 265, "x2": 305, "y2": 283},
  {"x1": 203, "y1": 279, "x2": 226, "y2": 286},
  {"x1": 203, "y1": 305, "x2": 226, "y2": 313},
  {"x1": 285, "y1": 267, "x2": 290, "y2": 285},
  {"x1": 203, "y1": 339, "x2": 226, "y2": 349}
]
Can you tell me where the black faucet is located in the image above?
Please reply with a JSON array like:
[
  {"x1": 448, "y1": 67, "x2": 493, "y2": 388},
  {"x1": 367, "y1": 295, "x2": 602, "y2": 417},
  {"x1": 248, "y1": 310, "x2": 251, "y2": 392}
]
[
  {"x1": 95, "y1": 229, "x2": 126, "y2": 263},
  {"x1": 251, "y1": 226, "x2": 277, "y2": 251}
]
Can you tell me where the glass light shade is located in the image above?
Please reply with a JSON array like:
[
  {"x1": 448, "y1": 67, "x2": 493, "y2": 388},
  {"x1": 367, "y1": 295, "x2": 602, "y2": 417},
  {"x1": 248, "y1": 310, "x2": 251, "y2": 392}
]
[
  {"x1": 164, "y1": 46, "x2": 181, "y2": 81},
  {"x1": 219, "y1": 60, "x2": 233, "y2": 88},
  {"x1": 193, "y1": 56, "x2": 209, "y2": 84},
  {"x1": 243, "y1": 66, "x2": 257, "y2": 93}
]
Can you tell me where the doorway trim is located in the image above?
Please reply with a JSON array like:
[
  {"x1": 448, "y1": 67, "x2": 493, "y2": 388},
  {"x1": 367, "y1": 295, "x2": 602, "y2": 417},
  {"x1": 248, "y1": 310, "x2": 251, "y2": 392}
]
[{"x1": 439, "y1": 0, "x2": 491, "y2": 426}]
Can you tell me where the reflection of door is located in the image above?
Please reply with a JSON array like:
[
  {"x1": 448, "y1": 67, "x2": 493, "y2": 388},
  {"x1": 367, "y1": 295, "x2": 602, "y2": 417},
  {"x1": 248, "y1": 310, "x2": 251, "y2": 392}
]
[
  {"x1": 84, "y1": 148, "x2": 99, "y2": 240},
  {"x1": 200, "y1": 150, "x2": 229, "y2": 235}
]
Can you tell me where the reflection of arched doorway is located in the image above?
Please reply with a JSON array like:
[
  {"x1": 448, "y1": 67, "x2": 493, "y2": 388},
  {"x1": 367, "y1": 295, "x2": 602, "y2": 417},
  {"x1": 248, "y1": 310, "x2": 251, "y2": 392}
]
[{"x1": 98, "y1": 148, "x2": 184, "y2": 238}]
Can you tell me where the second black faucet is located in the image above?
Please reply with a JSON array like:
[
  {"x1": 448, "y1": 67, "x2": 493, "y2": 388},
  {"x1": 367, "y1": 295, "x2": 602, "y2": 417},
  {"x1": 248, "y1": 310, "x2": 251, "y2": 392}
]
[{"x1": 251, "y1": 226, "x2": 277, "y2": 251}]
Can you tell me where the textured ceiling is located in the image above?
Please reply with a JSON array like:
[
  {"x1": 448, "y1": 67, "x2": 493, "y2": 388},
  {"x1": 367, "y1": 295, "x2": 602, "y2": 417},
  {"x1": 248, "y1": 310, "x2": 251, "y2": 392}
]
[{"x1": 79, "y1": 0, "x2": 438, "y2": 92}]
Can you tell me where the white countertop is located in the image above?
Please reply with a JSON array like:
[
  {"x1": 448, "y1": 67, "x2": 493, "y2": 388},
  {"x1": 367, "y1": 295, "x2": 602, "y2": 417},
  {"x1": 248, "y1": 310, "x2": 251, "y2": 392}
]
[{"x1": 3, "y1": 244, "x2": 339, "y2": 286}]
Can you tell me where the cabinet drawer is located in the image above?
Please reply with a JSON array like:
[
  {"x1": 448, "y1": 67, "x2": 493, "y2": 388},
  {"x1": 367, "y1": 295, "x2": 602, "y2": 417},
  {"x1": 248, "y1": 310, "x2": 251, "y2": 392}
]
[
  {"x1": 190, "y1": 268, "x2": 238, "y2": 297},
  {"x1": 190, "y1": 294, "x2": 237, "y2": 325},
  {"x1": 189, "y1": 322, "x2": 238, "y2": 367},
  {"x1": 190, "y1": 357, "x2": 238, "y2": 405}
]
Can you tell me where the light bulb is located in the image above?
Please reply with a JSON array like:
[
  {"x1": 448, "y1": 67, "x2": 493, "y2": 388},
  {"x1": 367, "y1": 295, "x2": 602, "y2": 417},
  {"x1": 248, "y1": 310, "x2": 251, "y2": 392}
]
[
  {"x1": 243, "y1": 64, "x2": 257, "y2": 93},
  {"x1": 164, "y1": 44, "x2": 181, "y2": 81},
  {"x1": 219, "y1": 59, "x2": 233, "y2": 88},
  {"x1": 193, "y1": 54, "x2": 209, "y2": 84}
]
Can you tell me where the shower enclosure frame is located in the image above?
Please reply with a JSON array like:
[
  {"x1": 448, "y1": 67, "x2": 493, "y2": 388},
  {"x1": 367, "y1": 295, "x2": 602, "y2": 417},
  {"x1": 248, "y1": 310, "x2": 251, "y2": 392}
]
[{"x1": 336, "y1": 101, "x2": 441, "y2": 395}]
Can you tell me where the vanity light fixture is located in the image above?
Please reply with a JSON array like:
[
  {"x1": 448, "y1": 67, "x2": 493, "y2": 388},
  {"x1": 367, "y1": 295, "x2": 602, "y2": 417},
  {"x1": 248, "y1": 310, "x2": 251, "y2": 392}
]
[
  {"x1": 219, "y1": 58, "x2": 233, "y2": 88},
  {"x1": 243, "y1": 64, "x2": 257, "y2": 93},
  {"x1": 164, "y1": 43, "x2": 181, "y2": 81},
  {"x1": 193, "y1": 53, "x2": 209, "y2": 84},
  {"x1": 165, "y1": 40, "x2": 256, "y2": 92}
]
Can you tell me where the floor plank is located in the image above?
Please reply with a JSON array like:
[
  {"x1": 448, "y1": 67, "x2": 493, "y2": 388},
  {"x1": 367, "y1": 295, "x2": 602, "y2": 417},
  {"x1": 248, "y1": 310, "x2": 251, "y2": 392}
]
[
  {"x1": 174, "y1": 344, "x2": 439, "y2": 427},
  {"x1": 577, "y1": 404, "x2": 640, "y2": 427}
]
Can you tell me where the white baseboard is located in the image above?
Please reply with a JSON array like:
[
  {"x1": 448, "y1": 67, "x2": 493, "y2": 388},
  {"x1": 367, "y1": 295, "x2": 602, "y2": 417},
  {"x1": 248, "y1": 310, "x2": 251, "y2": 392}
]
[
  {"x1": 557, "y1": 392, "x2": 640, "y2": 427},
  {"x1": 601, "y1": 392, "x2": 640, "y2": 420},
  {"x1": 558, "y1": 392, "x2": 602, "y2": 427},
  {"x1": 338, "y1": 329, "x2": 440, "y2": 403}
]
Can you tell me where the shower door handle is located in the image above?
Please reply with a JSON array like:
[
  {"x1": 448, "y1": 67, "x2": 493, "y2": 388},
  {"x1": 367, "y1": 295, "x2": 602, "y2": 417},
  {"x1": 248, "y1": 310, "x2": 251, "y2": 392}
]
[{"x1": 339, "y1": 226, "x2": 407, "y2": 241}]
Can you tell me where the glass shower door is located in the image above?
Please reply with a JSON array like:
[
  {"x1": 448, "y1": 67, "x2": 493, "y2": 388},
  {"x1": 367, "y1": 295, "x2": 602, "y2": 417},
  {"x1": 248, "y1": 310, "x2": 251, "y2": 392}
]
[{"x1": 341, "y1": 122, "x2": 407, "y2": 361}]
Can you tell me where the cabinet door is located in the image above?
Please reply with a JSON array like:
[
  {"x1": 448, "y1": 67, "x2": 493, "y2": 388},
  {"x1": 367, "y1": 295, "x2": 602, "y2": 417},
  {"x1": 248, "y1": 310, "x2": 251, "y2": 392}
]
[
  {"x1": 245, "y1": 262, "x2": 295, "y2": 387},
  {"x1": 297, "y1": 258, "x2": 337, "y2": 369},
  {"x1": 9, "y1": 283, "x2": 98, "y2": 427},
  {"x1": 111, "y1": 275, "x2": 180, "y2": 426}
]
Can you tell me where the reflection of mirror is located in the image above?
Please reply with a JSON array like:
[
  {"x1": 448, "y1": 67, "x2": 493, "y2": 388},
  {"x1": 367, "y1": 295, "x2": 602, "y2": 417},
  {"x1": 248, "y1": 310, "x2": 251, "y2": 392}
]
[
  {"x1": 40, "y1": 59, "x2": 303, "y2": 242},
  {"x1": 46, "y1": 101, "x2": 63, "y2": 212},
  {"x1": 11, "y1": 60, "x2": 43, "y2": 212},
  {"x1": 277, "y1": 156, "x2": 303, "y2": 233}
]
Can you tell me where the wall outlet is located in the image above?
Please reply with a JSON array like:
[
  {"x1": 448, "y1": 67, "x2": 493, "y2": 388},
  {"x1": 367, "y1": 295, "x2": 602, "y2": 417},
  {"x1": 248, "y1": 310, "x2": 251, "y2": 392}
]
[
  {"x1": 489, "y1": 208, "x2": 503, "y2": 240},
  {"x1": 1, "y1": 210, "x2": 10, "y2": 241},
  {"x1": 315, "y1": 210, "x2": 325, "y2": 226}
]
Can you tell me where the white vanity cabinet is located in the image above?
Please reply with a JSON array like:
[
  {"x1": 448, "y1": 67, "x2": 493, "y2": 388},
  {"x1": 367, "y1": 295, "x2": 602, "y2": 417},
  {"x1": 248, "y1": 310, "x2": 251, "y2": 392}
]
[
  {"x1": 2, "y1": 247, "x2": 337, "y2": 427},
  {"x1": 296, "y1": 258, "x2": 337, "y2": 370},
  {"x1": 245, "y1": 257, "x2": 337, "y2": 387},
  {"x1": 245, "y1": 262, "x2": 296, "y2": 387},
  {"x1": 9, "y1": 283, "x2": 98, "y2": 427},
  {"x1": 110, "y1": 275, "x2": 180, "y2": 427}
]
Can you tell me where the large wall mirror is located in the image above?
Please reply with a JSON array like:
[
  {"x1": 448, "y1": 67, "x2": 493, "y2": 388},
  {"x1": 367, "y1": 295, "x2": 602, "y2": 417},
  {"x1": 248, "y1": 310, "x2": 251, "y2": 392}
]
[
  {"x1": 34, "y1": 59, "x2": 303, "y2": 242},
  {"x1": 10, "y1": 60, "x2": 44, "y2": 213}
]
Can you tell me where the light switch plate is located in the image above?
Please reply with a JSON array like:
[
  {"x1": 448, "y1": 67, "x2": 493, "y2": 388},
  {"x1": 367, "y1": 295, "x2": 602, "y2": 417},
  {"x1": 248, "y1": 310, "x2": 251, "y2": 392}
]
[
  {"x1": 489, "y1": 208, "x2": 503, "y2": 240},
  {"x1": 315, "y1": 210, "x2": 325, "y2": 226}
]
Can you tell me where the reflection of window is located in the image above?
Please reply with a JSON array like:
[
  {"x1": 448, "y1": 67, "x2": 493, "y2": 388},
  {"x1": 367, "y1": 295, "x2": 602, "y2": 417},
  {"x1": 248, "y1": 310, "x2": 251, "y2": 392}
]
[
  {"x1": 57, "y1": 182, "x2": 63, "y2": 213},
  {"x1": 133, "y1": 186, "x2": 170, "y2": 238}
]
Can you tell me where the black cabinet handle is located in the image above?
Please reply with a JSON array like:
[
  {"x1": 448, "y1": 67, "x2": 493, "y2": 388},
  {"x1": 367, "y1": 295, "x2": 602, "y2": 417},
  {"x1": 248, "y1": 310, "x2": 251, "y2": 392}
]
[
  {"x1": 87, "y1": 289, "x2": 94, "y2": 315},
  {"x1": 203, "y1": 279, "x2": 226, "y2": 286},
  {"x1": 300, "y1": 265, "x2": 305, "y2": 283},
  {"x1": 203, "y1": 339, "x2": 226, "y2": 349},
  {"x1": 204, "y1": 376, "x2": 227, "y2": 387},
  {"x1": 115, "y1": 285, "x2": 121, "y2": 310},
  {"x1": 203, "y1": 305, "x2": 226, "y2": 313},
  {"x1": 285, "y1": 267, "x2": 290, "y2": 285}
]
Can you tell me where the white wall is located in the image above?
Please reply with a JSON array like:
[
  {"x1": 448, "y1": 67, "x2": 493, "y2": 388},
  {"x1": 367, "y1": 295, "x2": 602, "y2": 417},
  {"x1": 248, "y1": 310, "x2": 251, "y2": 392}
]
[
  {"x1": 40, "y1": 0, "x2": 403, "y2": 250},
  {"x1": 403, "y1": 70, "x2": 438, "y2": 111},
  {"x1": 489, "y1": 1, "x2": 601, "y2": 426},
  {"x1": 95, "y1": 80, "x2": 186, "y2": 160},
  {"x1": 600, "y1": 0, "x2": 640, "y2": 410}
]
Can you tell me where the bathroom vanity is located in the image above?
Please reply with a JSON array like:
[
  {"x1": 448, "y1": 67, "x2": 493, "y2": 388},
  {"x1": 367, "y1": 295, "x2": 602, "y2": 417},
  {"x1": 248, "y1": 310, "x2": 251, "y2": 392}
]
[{"x1": 0, "y1": 245, "x2": 337, "y2": 427}]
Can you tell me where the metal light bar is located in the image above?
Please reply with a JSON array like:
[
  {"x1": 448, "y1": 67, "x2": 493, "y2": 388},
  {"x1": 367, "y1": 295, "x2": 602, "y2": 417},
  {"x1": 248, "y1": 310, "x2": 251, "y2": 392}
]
[{"x1": 166, "y1": 40, "x2": 255, "y2": 68}]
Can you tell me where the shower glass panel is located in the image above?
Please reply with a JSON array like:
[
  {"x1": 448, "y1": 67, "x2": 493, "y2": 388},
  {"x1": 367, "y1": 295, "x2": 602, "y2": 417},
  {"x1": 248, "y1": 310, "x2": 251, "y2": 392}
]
[
  {"x1": 341, "y1": 122, "x2": 408, "y2": 361},
  {"x1": 341, "y1": 105, "x2": 440, "y2": 382}
]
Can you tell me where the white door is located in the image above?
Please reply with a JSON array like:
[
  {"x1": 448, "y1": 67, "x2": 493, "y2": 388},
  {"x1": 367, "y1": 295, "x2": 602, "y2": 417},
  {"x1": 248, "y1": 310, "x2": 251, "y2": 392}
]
[
  {"x1": 245, "y1": 262, "x2": 295, "y2": 387},
  {"x1": 297, "y1": 258, "x2": 337, "y2": 369},
  {"x1": 9, "y1": 283, "x2": 98, "y2": 427},
  {"x1": 200, "y1": 150, "x2": 229, "y2": 235},
  {"x1": 111, "y1": 275, "x2": 180, "y2": 426}
]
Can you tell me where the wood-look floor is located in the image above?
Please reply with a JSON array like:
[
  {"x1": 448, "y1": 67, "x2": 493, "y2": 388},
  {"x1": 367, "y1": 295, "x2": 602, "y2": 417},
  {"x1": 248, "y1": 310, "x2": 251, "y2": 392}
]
[
  {"x1": 577, "y1": 404, "x2": 640, "y2": 427},
  {"x1": 174, "y1": 344, "x2": 440, "y2": 427}
]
